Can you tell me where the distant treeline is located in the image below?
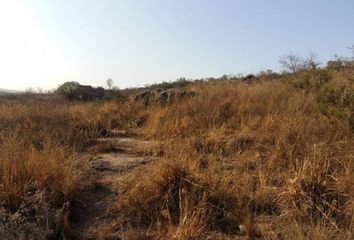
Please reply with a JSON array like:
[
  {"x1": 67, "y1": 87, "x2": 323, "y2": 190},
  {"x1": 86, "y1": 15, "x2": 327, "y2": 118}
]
[
  {"x1": 55, "y1": 55, "x2": 354, "y2": 101},
  {"x1": 55, "y1": 81, "x2": 127, "y2": 101}
]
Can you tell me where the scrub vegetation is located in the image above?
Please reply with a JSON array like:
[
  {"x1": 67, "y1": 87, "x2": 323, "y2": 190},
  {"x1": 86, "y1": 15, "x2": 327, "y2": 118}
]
[{"x1": 1, "y1": 58, "x2": 354, "y2": 239}]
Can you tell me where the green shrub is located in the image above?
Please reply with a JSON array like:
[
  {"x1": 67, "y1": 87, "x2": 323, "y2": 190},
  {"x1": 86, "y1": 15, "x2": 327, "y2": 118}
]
[
  {"x1": 55, "y1": 81, "x2": 81, "y2": 100},
  {"x1": 149, "y1": 78, "x2": 191, "y2": 90},
  {"x1": 292, "y1": 69, "x2": 332, "y2": 91},
  {"x1": 316, "y1": 84, "x2": 354, "y2": 127}
]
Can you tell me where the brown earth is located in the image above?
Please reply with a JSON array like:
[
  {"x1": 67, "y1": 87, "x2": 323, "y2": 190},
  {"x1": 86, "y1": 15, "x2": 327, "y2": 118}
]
[{"x1": 66, "y1": 132, "x2": 157, "y2": 239}]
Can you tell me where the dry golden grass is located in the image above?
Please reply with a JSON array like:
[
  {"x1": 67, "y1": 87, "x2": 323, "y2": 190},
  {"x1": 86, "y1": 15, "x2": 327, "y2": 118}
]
[
  {"x1": 1, "y1": 67, "x2": 353, "y2": 239},
  {"x1": 116, "y1": 69, "x2": 354, "y2": 239},
  {"x1": 116, "y1": 160, "x2": 241, "y2": 239},
  {"x1": 0, "y1": 95, "x2": 132, "y2": 238}
]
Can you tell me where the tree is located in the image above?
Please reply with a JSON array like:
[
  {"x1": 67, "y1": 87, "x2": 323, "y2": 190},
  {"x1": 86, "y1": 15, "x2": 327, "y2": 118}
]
[
  {"x1": 106, "y1": 78, "x2": 114, "y2": 90},
  {"x1": 347, "y1": 44, "x2": 354, "y2": 59},
  {"x1": 279, "y1": 53, "x2": 305, "y2": 73},
  {"x1": 304, "y1": 51, "x2": 321, "y2": 70},
  {"x1": 279, "y1": 52, "x2": 320, "y2": 73},
  {"x1": 55, "y1": 81, "x2": 80, "y2": 100}
]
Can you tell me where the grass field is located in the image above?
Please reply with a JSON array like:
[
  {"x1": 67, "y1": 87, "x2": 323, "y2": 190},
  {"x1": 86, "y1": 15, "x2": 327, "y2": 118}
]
[
  {"x1": 1, "y1": 66, "x2": 353, "y2": 239},
  {"x1": 116, "y1": 67, "x2": 354, "y2": 239}
]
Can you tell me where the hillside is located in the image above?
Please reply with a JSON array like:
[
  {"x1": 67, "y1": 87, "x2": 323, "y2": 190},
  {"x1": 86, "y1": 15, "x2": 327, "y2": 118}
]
[
  {"x1": 0, "y1": 64, "x2": 353, "y2": 239},
  {"x1": 0, "y1": 88, "x2": 20, "y2": 96}
]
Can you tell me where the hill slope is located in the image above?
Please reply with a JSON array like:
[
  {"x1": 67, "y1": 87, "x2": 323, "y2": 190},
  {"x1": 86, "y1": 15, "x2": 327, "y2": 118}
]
[{"x1": 0, "y1": 88, "x2": 20, "y2": 95}]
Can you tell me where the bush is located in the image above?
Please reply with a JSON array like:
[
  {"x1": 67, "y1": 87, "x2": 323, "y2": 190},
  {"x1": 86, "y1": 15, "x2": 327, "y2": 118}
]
[
  {"x1": 55, "y1": 81, "x2": 81, "y2": 100},
  {"x1": 149, "y1": 78, "x2": 192, "y2": 90},
  {"x1": 291, "y1": 69, "x2": 332, "y2": 91},
  {"x1": 55, "y1": 82, "x2": 108, "y2": 101},
  {"x1": 316, "y1": 84, "x2": 354, "y2": 128}
]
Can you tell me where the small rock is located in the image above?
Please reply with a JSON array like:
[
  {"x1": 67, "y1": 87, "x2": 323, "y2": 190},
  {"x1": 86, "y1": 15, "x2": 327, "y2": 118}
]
[{"x1": 239, "y1": 224, "x2": 247, "y2": 235}]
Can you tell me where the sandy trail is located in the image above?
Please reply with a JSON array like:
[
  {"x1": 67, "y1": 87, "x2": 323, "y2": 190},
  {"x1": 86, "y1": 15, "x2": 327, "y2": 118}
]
[{"x1": 68, "y1": 136, "x2": 155, "y2": 240}]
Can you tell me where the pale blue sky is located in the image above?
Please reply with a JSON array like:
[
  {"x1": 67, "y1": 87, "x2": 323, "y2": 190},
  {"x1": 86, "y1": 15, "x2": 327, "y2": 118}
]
[{"x1": 0, "y1": 0, "x2": 353, "y2": 90}]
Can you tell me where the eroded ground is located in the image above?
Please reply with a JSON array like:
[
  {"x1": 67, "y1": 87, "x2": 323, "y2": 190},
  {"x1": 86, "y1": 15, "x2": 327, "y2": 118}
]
[{"x1": 68, "y1": 132, "x2": 157, "y2": 239}]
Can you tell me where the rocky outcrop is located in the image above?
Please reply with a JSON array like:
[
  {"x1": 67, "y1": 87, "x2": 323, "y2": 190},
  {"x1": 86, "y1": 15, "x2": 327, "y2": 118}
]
[
  {"x1": 77, "y1": 85, "x2": 105, "y2": 101},
  {"x1": 133, "y1": 88, "x2": 196, "y2": 107}
]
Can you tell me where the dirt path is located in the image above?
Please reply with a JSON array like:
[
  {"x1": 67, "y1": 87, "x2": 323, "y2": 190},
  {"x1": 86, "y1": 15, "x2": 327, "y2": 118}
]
[{"x1": 67, "y1": 135, "x2": 156, "y2": 240}]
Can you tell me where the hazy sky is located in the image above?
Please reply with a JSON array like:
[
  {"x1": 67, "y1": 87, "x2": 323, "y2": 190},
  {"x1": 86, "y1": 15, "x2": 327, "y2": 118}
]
[{"x1": 0, "y1": 0, "x2": 353, "y2": 90}]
